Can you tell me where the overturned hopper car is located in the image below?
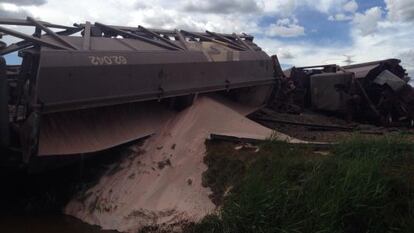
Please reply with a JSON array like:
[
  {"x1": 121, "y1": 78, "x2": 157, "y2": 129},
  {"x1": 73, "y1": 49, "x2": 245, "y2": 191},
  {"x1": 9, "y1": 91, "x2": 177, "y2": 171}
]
[
  {"x1": 0, "y1": 18, "x2": 283, "y2": 166},
  {"x1": 282, "y1": 59, "x2": 413, "y2": 125}
]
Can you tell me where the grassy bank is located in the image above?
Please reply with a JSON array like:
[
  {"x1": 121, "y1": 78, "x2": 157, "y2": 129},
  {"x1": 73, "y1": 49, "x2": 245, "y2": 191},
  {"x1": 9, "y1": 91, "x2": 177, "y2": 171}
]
[{"x1": 188, "y1": 136, "x2": 414, "y2": 233}]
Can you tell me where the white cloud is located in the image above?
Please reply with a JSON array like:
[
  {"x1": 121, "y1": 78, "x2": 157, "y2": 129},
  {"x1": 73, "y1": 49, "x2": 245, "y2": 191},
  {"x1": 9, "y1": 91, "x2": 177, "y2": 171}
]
[
  {"x1": 277, "y1": 48, "x2": 295, "y2": 59},
  {"x1": 326, "y1": 0, "x2": 358, "y2": 21},
  {"x1": 183, "y1": 0, "x2": 260, "y2": 14},
  {"x1": 6, "y1": 0, "x2": 362, "y2": 32},
  {"x1": 0, "y1": 3, "x2": 32, "y2": 19},
  {"x1": 1, "y1": 0, "x2": 46, "y2": 6},
  {"x1": 353, "y1": 7, "x2": 383, "y2": 36},
  {"x1": 305, "y1": 0, "x2": 340, "y2": 13},
  {"x1": 400, "y1": 50, "x2": 414, "y2": 77},
  {"x1": 328, "y1": 13, "x2": 353, "y2": 21},
  {"x1": 385, "y1": 0, "x2": 414, "y2": 22},
  {"x1": 19, "y1": 0, "x2": 264, "y2": 34},
  {"x1": 343, "y1": 0, "x2": 358, "y2": 13},
  {"x1": 265, "y1": 17, "x2": 305, "y2": 37},
  {"x1": 1, "y1": 3, "x2": 20, "y2": 12},
  {"x1": 257, "y1": 0, "x2": 357, "y2": 17},
  {"x1": 257, "y1": 0, "x2": 297, "y2": 16}
]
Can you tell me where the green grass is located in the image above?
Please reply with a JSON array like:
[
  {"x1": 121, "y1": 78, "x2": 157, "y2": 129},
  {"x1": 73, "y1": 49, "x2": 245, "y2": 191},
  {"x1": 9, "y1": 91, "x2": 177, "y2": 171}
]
[{"x1": 187, "y1": 136, "x2": 414, "y2": 233}]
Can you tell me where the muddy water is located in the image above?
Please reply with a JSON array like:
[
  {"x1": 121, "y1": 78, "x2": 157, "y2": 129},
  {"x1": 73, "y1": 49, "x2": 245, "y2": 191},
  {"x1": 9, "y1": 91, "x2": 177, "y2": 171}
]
[{"x1": 0, "y1": 215, "x2": 118, "y2": 233}]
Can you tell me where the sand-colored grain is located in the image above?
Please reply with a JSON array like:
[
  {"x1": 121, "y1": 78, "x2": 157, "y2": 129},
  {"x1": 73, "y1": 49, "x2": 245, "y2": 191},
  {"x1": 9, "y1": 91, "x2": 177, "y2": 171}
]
[{"x1": 65, "y1": 96, "x2": 299, "y2": 232}]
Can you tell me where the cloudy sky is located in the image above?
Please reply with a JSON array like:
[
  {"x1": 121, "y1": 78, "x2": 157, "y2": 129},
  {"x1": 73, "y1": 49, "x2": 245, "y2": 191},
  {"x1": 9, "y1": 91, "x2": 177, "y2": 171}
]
[{"x1": 0, "y1": 0, "x2": 413, "y2": 76}]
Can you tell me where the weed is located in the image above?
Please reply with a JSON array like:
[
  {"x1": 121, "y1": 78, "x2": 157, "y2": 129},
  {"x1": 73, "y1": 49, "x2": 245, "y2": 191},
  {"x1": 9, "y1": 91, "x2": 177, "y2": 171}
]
[{"x1": 190, "y1": 136, "x2": 414, "y2": 233}]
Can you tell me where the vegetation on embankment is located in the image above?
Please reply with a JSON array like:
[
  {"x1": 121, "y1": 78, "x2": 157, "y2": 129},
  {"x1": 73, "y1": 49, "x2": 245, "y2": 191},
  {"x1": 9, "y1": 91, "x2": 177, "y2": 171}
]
[{"x1": 187, "y1": 135, "x2": 414, "y2": 233}]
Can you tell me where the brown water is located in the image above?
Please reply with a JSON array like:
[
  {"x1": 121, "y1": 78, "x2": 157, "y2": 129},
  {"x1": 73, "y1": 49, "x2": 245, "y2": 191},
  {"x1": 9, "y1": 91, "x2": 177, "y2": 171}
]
[{"x1": 0, "y1": 215, "x2": 119, "y2": 233}]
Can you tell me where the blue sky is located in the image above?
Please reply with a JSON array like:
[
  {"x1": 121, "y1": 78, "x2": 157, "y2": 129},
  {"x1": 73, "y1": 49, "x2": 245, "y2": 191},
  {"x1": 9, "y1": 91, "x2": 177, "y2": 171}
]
[
  {"x1": 0, "y1": 0, "x2": 413, "y2": 76},
  {"x1": 4, "y1": 53, "x2": 20, "y2": 65}
]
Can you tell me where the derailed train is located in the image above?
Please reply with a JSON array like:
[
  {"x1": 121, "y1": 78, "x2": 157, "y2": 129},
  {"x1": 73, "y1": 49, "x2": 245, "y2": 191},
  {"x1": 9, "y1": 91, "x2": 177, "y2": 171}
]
[
  {"x1": 277, "y1": 59, "x2": 413, "y2": 125},
  {"x1": 0, "y1": 18, "x2": 284, "y2": 165}
]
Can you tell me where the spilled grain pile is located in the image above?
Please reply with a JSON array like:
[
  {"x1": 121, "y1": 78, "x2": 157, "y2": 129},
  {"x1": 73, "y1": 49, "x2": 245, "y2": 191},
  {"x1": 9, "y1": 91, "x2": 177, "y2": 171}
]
[{"x1": 65, "y1": 96, "x2": 300, "y2": 232}]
